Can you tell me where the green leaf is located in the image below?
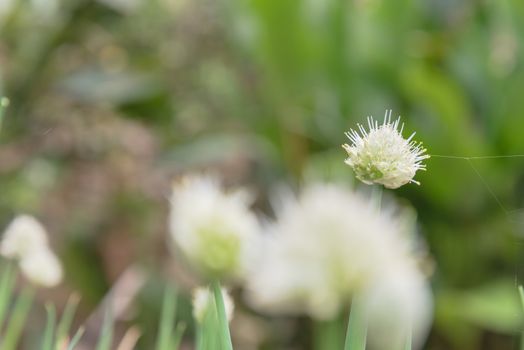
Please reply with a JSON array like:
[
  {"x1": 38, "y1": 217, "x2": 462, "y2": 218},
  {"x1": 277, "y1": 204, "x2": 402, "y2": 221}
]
[
  {"x1": 56, "y1": 294, "x2": 80, "y2": 346},
  {"x1": 199, "y1": 300, "x2": 219, "y2": 350},
  {"x1": 41, "y1": 304, "x2": 56, "y2": 350},
  {"x1": 212, "y1": 281, "x2": 233, "y2": 350},
  {"x1": 404, "y1": 331, "x2": 412, "y2": 350},
  {"x1": 171, "y1": 322, "x2": 187, "y2": 350},
  {"x1": 95, "y1": 306, "x2": 113, "y2": 350},
  {"x1": 0, "y1": 263, "x2": 16, "y2": 330},
  {"x1": 0, "y1": 97, "x2": 8, "y2": 132},
  {"x1": 518, "y1": 285, "x2": 524, "y2": 311},
  {"x1": 155, "y1": 284, "x2": 178, "y2": 350},
  {"x1": 314, "y1": 317, "x2": 344, "y2": 350},
  {"x1": 66, "y1": 327, "x2": 85, "y2": 350},
  {"x1": 519, "y1": 286, "x2": 524, "y2": 350},
  {"x1": 344, "y1": 295, "x2": 367, "y2": 350},
  {"x1": 1, "y1": 287, "x2": 35, "y2": 350}
]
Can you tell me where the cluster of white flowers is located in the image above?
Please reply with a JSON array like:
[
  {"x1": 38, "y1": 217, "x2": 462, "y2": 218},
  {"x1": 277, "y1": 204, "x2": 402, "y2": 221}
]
[
  {"x1": 0, "y1": 215, "x2": 63, "y2": 287},
  {"x1": 342, "y1": 110, "x2": 430, "y2": 189},
  {"x1": 192, "y1": 286, "x2": 235, "y2": 324},
  {"x1": 168, "y1": 174, "x2": 260, "y2": 282},
  {"x1": 244, "y1": 184, "x2": 432, "y2": 348},
  {"x1": 168, "y1": 120, "x2": 433, "y2": 348}
]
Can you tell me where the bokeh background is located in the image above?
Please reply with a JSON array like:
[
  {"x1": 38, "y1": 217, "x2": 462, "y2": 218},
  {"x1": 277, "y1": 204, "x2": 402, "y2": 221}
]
[{"x1": 1, "y1": 0, "x2": 524, "y2": 349}]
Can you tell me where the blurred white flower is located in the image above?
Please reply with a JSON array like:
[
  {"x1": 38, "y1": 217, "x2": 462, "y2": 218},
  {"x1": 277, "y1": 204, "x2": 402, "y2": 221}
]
[
  {"x1": 1, "y1": 215, "x2": 63, "y2": 288},
  {"x1": 169, "y1": 174, "x2": 260, "y2": 281},
  {"x1": 1, "y1": 215, "x2": 49, "y2": 259},
  {"x1": 362, "y1": 260, "x2": 432, "y2": 350},
  {"x1": 245, "y1": 183, "x2": 432, "y2": 347},
  {"x1": 192, "y1": 286, "x2": 235, "y2": 324},
  {"x1": 19, "y1": 247, "x2": 63, "y2": 288},
  {"x1": 342, "y1": 110, "x2": 429, "y2": 189}
]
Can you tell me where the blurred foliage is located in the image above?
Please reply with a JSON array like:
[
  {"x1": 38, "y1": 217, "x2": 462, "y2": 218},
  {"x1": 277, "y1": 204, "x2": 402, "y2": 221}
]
[{"x1": 2, "y1": 0, "x2": 524, "y2": 349}]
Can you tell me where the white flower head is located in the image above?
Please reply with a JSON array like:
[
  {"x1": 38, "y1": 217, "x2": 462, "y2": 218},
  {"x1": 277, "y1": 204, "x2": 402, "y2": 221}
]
[
  {"x1": 192, "y1": 286, "x2": 235, "y2": 324},
  {"x1": 246, "y1": 183, "x2": 426, "y2": 320},
  {"x1": 343, "y1": 110, "x2": 430, "y2": 189},
  {"x1": 19, "y1": 247, "x2": 63, "y2": 288},
  {"x1": 362, "y1": 259, "x2": 433, "y2": 350},
  {"x1": 1, "y1": 215, "x2": 49, "y2": 259},
  {"x1": 1, "y1": 215, "x2": 63, "y2": 288},
  {"x1": 169, "y1": 174, "x2": 260, "y2": 281}
]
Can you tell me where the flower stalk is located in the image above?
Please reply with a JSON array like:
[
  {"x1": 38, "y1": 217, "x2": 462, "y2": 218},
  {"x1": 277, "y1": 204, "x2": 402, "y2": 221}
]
[{"x1": 212, "y1": 280, "x2": 233, "y2": 350}]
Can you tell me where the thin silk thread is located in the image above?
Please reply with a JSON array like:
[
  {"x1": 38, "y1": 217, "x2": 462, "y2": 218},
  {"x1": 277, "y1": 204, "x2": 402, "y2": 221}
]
[{"x1": 430, "y1": 154, "x2": 524, "y2": 221}]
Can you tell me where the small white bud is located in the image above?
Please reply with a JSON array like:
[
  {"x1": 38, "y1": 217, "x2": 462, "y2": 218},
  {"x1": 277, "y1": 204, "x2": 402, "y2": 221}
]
[
  {"x1": 19, "y1": 247, "x2": 63, "y2": 288},
  {"x1": 1, "y1": 215, "x2": 49, "y2": 259},
  {"x1": 1, "y1": 215, "x2": 63, "y2": 288}
]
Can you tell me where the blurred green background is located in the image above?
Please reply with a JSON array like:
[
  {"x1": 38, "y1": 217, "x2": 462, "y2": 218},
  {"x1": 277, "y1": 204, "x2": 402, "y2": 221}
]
[{"x1": 1, "y1": 0, "x2": 524, "y2": 349}]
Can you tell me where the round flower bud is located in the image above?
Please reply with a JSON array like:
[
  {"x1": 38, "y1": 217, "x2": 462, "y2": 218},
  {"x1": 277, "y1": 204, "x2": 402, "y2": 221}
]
[
  {"x1": 19, "y1": 247, "x2": 63, "y2": 288},
  {"x1": 1, "y1": 215, "x2": 48, "y2": 259},
  {"x1": 343, "y1": 110, "x2": 429, "y2": 189}
]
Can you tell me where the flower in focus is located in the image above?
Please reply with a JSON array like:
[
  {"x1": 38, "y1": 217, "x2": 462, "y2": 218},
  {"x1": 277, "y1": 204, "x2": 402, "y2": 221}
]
[
  {"x1": 1, "y1": 215, "x2": 63, "y2": 287},
  {"x1": 245, "y1": 183, "x2": 432, "y2": 347},
  {"x1": 342, "y1": 110, "x2": 430, "y2": 189},
  {"x1": 192, "y1": 286, "x2": 235, "y2": 324},
  {"x1": 169, "y1": 174, "x2": 260, "y2": 281}
]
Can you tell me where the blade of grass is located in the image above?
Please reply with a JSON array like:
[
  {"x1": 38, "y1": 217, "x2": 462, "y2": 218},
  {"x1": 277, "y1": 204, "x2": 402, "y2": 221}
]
[
  {"x1": 314, "y1": 317, "x2": 344, "y2": 350},
  {"x1": 66, "y1": 327, "x2": 85, "y2": 350},
  {"x1": 519, "y1": 286, "x2": 524, "y2": 350},
  {"x1": 0, "y1": 97, "x2": 8, "y2": 132},
  {"x1": 0, "y1": 263, "x2": 16, "y2": 330},
  {"x1": 56, "y1": 293, "x2": 80, "y2": 345},
  {"x1": 404, "y1": 329, "x2": 412, "y2": 350},
  {"x1": 344, "y1": 186, "x2": 381, "y2": 350},
  {"x1": 1, "y1": 287, "x2": 35, "y2": 350},
  {"x1": 116, "y1": 326, "x2": 141, "y2": 350},
  {"x1": 155, "y1": 284, "x2": 178, "y2": 350},
  {"x1": 95, "y1": 306, "x2": 113, "y2": 350},
  {"x1": 171, "y1": 322, "x2": 187, "y2": 350},
  {"x1": 198, "y1": 296, "x2": 219, "y2": 350},
  {"x1": 41, "y1": 303, "x2": 56, "y2": 350},
  {"x1": 344, "y1": 295, "x2": 367, "y2": 350},
  {"x1": 195, "y1": 322, "x2": 204, "y2": 350},
  {"x1": 519, "y1": 285, "x2": 524, "y2": 310},
  {"x1": 211, "y1": 281, "x2": 233, "y2": 350}
]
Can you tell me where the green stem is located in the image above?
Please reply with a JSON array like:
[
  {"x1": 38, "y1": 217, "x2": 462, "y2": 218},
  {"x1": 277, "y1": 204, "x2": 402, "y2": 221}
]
[
  {"x1": 404, "y1": 330, "x2": 412, "y2": 350},
  {"x1": 314, "y1": 317, "x2": 343, "y2": 350},
  {"x1": 66, "y1": 327, "x2": 85, "y2": 350},
  {"x1": 518, "y1": 286, "x2": 524, "y2": 350},
  {"x1": 344, "y1": 294, "x2": 367, "y2": 350},
  {"x1": 211, "y1": 281, "x2": 233, "y2": 350},
  {"x1": 156, "y1": 284, "x2": 177, "y2": 350},
  {"x1": 371, "y1": 185, "x2": 383, "y2": 212},
  {"x1": 41, "y1": 304, "x2": 56, "y2": 350},
  {"x1": 0, "y1": 263, "x2": 16, "y2": 330},
  {"x1": 1, "y1": 287, "x2": 35, "y2": 350},
  {"x1": 0, "y1": 97, "x2": 8, "y2": 133},
  {"x1": 344, "y1": 185, "x2": 383, "y2": 350},
  {"x1": 195, "y1": 324, "x2": 204, "y2": 350}
]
